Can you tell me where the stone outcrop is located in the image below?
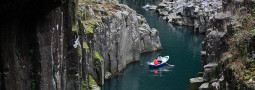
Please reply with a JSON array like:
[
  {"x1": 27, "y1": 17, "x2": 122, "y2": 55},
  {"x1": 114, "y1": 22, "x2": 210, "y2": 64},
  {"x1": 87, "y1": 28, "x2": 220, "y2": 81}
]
[
  {"x1": 77, "y1": 2, "x2": 161, "y2": 84},
  {"x1": 0, "y1": 0, "x2": 161, "y2": 90},
  {"x1": 157, "y1": 0, "x2": 223, "y2": 34},
  {"x1": 184, "y1": 0, "x2": 255, "y2": 89}
]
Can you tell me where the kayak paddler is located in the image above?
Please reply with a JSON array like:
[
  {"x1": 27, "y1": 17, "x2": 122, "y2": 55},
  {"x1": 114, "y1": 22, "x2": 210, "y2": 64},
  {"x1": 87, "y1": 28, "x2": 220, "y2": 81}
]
[
  {"x1": 158, "y1": 55, "x2": 162, "y2": 64},
  {"x1": 154, "y1": 58, "x2": 158, "y2": 65}
]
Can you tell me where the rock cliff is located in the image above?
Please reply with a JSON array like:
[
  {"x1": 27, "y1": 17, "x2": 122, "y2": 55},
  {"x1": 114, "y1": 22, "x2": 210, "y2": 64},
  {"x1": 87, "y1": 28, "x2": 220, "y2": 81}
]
[
  {"x1": 156, "y1": 0, "x2": 255, "y2": 89},
  {"x1": 76, "y1": 1, "x2": 162, "y2": 85},
  {"x1": 198, "y1": 0, "x2": 255, "y2": 89},
  {"x1": 157, "y1": 0, "x2": 222, "y2": 34},
  {"x1": 0, "y1": 0, "x2": 161, "y2": 90}
]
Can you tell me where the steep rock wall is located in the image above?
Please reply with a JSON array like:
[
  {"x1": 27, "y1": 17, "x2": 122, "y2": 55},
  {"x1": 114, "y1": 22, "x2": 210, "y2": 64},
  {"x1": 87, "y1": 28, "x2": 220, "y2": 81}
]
[
  {"x1": 188, "y1": 0, "x2": 255, "y2": 89},
  {"x1": 1, "y1": 0, "x2": 71, "y2": 89},
  {"x1": 0, "y1": 0, "x2": 161, "y2": 89},
  {"x1": 156, "y1": 0, "x2": 255, "y2": 89},
  {"x1": 76, "y1": 2, "x2": 162, "y2": 85}
]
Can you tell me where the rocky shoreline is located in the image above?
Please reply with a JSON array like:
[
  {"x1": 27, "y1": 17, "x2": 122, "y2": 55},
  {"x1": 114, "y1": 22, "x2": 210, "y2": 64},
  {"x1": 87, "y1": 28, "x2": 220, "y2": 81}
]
[
  {"x1": 156, "y1": 0, "x2": 255, "y2": 89},
  {"x1": 157, "y1": 0, "x2": 223, "y2": 34}
]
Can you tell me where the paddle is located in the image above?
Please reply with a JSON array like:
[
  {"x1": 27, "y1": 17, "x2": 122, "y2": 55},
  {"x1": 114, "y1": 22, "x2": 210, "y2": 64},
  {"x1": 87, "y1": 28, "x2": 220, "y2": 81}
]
[{"x1": 166, "y1": 63, "x2": 174, "y2": 67}]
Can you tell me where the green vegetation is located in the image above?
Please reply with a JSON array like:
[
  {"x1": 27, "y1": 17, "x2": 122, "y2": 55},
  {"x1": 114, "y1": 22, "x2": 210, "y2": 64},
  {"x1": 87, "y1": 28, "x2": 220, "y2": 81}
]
[
  {"x1": 80, "y1": 20, "x2": 103, "y2": 34},
  {"x1": 31, "y1": 72, "x2": 36, "y2": 90},
  {"x1": 78, "y1": 6, "x2": 83, "y2": 19},
  {"x1": 86, "y1": 25, "x2": 94, "y2": 34},
  {"x1": 234, "y1": 27, "x2": 241, "y2": 31},
  {"x1": 82, "y1": 80, "x2": 88, "y2": 90},
  {"x1": 95, "y1": 51, "x2": 103, "y2": 61},
  {"x1": 93, "y1": 59, "x2": 99, "y2": 70},
  {"x1": 105, "y1": 71, "x2": 111, "y2": 75},
  {"x1": 211, "y1": 77, "x2": 217, "y2": 81},
  {"x1": 31, "y1": 79, "x2": 35, "y2": 90},
  {"x1": 197, "y1": 72, "x2": 204, "y2": 77},
  {"x1": 248, "y1": 58, "x2": 255, "y2": 62},
  {"x1": 224, "y1": 5, "x2": 255, "y2": 86},
  {"x1": 239, "y1": 6, "x2": 245, "y2": 11},
  {"x1": 72, "y1": 25, "x2": 78, "y2": 32},
  {"x1": 252, "y1": 8, "x2": 255, "y2": 17},
  {"x1": 53, "y1": 66, "x2": 58, "y2": 89},
  {"x1": 250, "y1": 29, "x2": 255, "y2": 36},
  {"x1": 78, "y1": 45, "x2": 82, "y2": 58},
  {"x1": 89, "y1": 75, "x2": 99, "y2": 89},
  {"x1": 93, "y1": 51, "x2": 103, "y2": 70},
  {"x1": 83, "y1": 41, "x2": 90, "y2": 53},
  {"x1": 230, "y1": 30, "x2": 251, "y2": 54},
  {"x1": 78, "y1": 1, "x2": 116, "y2": 36},
  {"x1": 85, "y1": 9, "x2": 92, "y2": 20},
  {"x1": 237, "y1": 84, "x2": 241, "y2": 90}
]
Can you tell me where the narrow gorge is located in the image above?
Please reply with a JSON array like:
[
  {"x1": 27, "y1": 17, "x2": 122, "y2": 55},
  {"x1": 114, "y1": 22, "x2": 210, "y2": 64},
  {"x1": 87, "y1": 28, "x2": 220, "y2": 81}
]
[
  {"x1": 1, "y1": 0, "x2": 255, "y2": 90},
  {"x1": 1, "y1": 0, "x2": 161, "y2": 89}
]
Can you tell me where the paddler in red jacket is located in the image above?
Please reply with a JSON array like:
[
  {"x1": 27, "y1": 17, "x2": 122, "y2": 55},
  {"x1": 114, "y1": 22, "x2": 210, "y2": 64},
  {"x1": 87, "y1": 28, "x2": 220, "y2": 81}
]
[{"x1": 154, "y1": 58, "x2": 158, "y2": 65}]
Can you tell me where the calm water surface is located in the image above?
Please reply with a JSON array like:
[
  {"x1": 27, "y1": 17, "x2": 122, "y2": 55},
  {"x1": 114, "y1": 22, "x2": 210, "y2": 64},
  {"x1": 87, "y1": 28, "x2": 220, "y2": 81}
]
[{"x1": 102, "y1": 0, "x2": 205, "y2": 90}]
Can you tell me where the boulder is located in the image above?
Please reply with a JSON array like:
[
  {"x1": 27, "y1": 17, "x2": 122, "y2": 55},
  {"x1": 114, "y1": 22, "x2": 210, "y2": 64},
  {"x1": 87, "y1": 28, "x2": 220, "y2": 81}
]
[
  {"x1": 199, "y1": 83, "x2": 209, "y2": 90},
  {"x1": 190, "y1": 77, "x2": 204, "y2": 83},
  {"x1": 190, "y1": 77, "x2": 204, "y2": 89},
  {"x1": 203, "y1": 63, "x2": 218, "y2": 82},
  {"x1": 104, "y1": 72, "x2": 112, "y2": 79}
]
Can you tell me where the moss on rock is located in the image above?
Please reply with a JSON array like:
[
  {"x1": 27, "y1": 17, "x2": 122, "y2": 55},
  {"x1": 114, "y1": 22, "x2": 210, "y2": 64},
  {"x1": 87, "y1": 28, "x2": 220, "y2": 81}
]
[
  {"x1": 95, "y1": 51, "x2": 103, "y2": 61},
  {"x1": 86, "y1": 25, "x2": 94, "y2": 34},
  {"x1": 78, "y1": 44, "x2": 82, "y2": 58},
  {"x1": 81, "y1": 20, "x2": 96, "y2": 34},
  {"x1": 89, "y1": 75, "x2": 100, "y2": 90},
  {"x1": 72, "y1": 25, "x2": 78, "y2": 33},
  {"x1": 83, "y1": 41, "x2": 90, "y2": 53},
  {"x1": 82, "y1": 80, "x2": 88, "y2": 90}
]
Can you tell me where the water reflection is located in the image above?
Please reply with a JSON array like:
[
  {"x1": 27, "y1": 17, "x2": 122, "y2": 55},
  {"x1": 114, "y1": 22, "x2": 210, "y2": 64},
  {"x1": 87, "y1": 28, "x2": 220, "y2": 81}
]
[{"x1": 149, "y1": 65, "x2": 174, "y2": 77}]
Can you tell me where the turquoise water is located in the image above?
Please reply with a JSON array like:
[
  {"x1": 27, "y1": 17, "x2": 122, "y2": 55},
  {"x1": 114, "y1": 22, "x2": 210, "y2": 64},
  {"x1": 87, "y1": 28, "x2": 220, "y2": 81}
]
[{"x1": 102, "y1": 0, "x2": 205, "y2": 90}]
